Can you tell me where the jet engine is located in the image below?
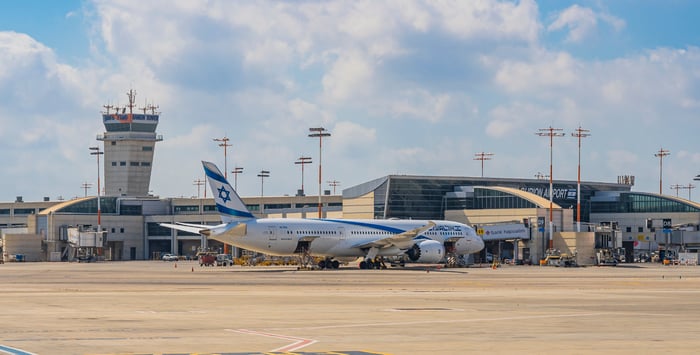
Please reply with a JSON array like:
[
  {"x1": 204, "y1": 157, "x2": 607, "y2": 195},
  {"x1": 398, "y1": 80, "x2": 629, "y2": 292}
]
[{"x1": 406, "y1": 240, "x2": 444, "y2": 263}]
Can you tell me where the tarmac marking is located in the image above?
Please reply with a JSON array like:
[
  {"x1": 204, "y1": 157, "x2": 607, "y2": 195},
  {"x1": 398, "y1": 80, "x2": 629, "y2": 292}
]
[
  {"x1": 226, "y1": 328, "x2": 318, "y2": 352},
  {"x1": 0, "y1": 344, "x2": 36, "y2": 355},
  {"x1": 267, "y1": 312, "x2": 605, "y2": 331}
]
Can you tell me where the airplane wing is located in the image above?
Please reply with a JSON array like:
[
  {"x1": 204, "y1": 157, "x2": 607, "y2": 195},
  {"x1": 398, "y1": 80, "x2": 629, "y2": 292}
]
[
  {"x1": 159, "y1": 222, "x2": 211, "y2": 235},
  {"x1": 160, "y1": 222, "x2": 247, "y2": 245},
  {"x1": 353, "y1": 221, "x2": 437, "y2": 249}
]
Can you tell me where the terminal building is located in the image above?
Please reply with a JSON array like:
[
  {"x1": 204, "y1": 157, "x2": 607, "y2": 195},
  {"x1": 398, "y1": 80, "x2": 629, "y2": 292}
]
[{"x1": 2, "y1": 92, "x2": 700, "y2": 263}]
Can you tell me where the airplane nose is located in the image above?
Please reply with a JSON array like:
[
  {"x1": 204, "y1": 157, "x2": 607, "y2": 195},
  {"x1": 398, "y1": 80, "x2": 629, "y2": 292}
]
[
  {"x1": 474, "y1": 236, "x2": 485, "y2": 252},
  {"x1": 472, "y1": 234, "x2": 484, "y2": 253}
]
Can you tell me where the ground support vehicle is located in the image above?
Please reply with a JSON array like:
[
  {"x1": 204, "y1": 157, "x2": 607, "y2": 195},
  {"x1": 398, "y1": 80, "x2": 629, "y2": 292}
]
[
  {"x1": 198, "y1": 252, "x2": 216, "y2": 266},
  {"x1": 216, "y1": 254, "x2": 233, "y2": 266}
]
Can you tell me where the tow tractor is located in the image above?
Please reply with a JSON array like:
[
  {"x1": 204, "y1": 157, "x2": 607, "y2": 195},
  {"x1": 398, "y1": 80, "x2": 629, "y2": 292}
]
[{"x1": 542, "y1": 248, "x2": 578, "y2": 267}]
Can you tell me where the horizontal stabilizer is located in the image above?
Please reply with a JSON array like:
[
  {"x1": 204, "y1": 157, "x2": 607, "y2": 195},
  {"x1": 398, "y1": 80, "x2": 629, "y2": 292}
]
[
  {"x1": 159, "y1": 222, "x2": 210, "y2": 235},
  {"x1": 208, "y1": 223, "x2": 247, "y2": 245}
]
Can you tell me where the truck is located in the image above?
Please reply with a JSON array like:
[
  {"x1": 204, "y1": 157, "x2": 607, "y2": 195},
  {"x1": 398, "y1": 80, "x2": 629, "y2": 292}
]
[
  {"x1": 216, "y1": 254, "x2": 233, "y2": 266},
  {"x1": 198, "y1": 252, "x2": 216, "y2": 267}
]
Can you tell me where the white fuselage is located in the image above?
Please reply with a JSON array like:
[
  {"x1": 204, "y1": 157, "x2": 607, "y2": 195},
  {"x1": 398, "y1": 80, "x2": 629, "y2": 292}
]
[{"x1": 213, "y1": 218, "x2": 484, "y2": 259}]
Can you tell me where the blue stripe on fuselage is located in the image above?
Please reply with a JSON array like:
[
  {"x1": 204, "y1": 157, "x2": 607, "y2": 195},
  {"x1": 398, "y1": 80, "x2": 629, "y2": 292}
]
[{"x1": 323, "y1": 219, "x2": 408, "y2": 234}]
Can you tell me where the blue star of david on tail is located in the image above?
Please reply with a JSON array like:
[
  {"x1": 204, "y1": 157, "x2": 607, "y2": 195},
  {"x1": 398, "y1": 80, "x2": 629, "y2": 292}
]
[{"x1": 218, "y1": 186, "x2": 231, "y2": 203}]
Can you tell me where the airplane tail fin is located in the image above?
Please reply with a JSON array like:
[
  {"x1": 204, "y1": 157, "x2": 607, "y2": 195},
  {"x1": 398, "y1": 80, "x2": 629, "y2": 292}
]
[{"x1": 202, "y1": 161, "x2": 256, "y2": 223}]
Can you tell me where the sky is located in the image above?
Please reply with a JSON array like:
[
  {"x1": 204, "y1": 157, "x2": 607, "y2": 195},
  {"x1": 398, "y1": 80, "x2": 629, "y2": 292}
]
[{"x1": 0, "y1": 0, "x2": 699, "y2": 202}]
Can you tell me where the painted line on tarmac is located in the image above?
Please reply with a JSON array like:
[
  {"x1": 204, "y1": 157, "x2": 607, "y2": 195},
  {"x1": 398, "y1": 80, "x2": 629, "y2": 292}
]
[
  {"x1": 0, "y1": 344, "x2": 36, "y2": 355},
  {"x1": 267, "y1": 312, "x2": 606, "y2": 331},
  {"x1": 226, "y1": 328, "x2": 318, "y2": 352}
]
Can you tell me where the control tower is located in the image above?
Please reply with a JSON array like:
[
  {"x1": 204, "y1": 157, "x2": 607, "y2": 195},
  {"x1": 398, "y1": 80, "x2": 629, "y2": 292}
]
[{"x1": 97, "y1": 90, "x2": 163, "y2": 197}]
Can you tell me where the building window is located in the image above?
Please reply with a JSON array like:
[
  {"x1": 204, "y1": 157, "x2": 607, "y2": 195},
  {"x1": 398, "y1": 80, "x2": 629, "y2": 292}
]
[
  {"x1": 141, "y1": 162, "x2": 151, "y2": 166},
  {"x1": 638, "y1": 227, "x2": 644, "y2": 233},
  {"x1": 13, "y1": 208, "x2": 36, "y2": 215},
  {"x1": 142, "y1": 146, "x2": 153, "y2": 151},
  {"x1": 625, "y1": 226, "x2": 632, "y2": 233},
  {"x1": 130, "y1": 162, "x2": 139, "y2": 166},
  {"x1": 174, "y1": 205, "x2": 200, "y2": 213},
  {"x1": 111, "y1": 228, "x2": 115, "y2": 233},
  {"x1": 111, "y1": 162, "x2": 117, "y2": 166},
  {"x1": 120, "y1": 161, "x2": 126, "y2": 166},
  {"x1": 0, "y1": 209, "x2": 10, "y2": 215},
  {"x1": 111, "y1": 141, "x2": 116, "y2": 145},
  {"x1": 203, "y1": 205, "x2": 217, "y2": 212},
  {"x1": 147, "y1": 222, "x2": 172, "y2": 236},
  {"x1": 120, "y1": 228, "x2": 125, "y2": 233}
]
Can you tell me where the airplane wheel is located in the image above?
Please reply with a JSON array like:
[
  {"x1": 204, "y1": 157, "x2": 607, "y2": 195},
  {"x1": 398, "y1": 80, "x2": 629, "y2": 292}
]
[
  {"x1": 332, "y1": 260, "x2": 340, "y2": 269},
  {"x1": 318, "y1": 260, "x2": 326, "y2": 269},
  {"x1": 359, "y1": 261, "x2": 367, "y2": 269},
  {"x1": 366, "y1": 260, "x2": 374, "y2": 269}
]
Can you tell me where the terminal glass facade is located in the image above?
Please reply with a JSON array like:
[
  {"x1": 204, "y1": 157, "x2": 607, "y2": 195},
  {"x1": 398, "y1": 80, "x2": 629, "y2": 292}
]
[
  {"x1": 591, "y1": 193, "x2": 700, "y2": 214},
  {"x1": 353, "y1": 176, "x2": 631, "y2": 221},
  {"x1": 58, "y1": 197, "x2": 118, "y2": 214}
]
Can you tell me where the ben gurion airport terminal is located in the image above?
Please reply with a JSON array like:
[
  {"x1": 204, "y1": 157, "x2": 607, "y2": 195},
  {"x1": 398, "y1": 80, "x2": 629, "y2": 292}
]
[{"x1": 2, "y1": 93, "x2": 700, "y2": 266}]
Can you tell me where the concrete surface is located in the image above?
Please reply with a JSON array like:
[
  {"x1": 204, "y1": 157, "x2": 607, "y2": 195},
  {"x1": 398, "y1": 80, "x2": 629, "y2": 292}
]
[{"x1": 1, "y1": 261, "x2": 700, "y2": 354}]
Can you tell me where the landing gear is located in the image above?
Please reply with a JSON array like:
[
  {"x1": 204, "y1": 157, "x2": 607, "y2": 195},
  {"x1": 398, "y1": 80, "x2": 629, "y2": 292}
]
[
  {"x1": 317, "y1": 258, "x2": 340, "y2": 269},
  {"x1": 359, "y1": 257, "x2": 387, "y2": 269}
]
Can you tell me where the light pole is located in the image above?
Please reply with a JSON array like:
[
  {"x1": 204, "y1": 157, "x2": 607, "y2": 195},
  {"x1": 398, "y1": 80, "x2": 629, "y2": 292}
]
[
  {"x1": 213, "y1": 136, "x2": 232, "y2": 179},
  {"x1": 231, "y1": 167, "x2": 244, "y2": 191},
  {"x1": 535, "y1": 127, "x2": 565, "y2": 250},
  {"x1": 295, "y1": 156, "x2": 312, "y2": 196},
  {"x1": 257, "y1": 170, "x2": 270, "y2": 213},
  {"x1": 327, "y1": 180, "x2": 340, "y2": 195},
  {"x1": 193, "y1": 179, "x2": 205, "y2": 198},
  {"x1": 308, "y1": 127, "x2": 331, "y2": 218},
  {"x1": 473, "y1": 152, "x2": 494, "y2": 177},
  {"x1": 534, "y1": 172, "x2": 550, "y2": 180},
  {"x1": 655, "y1": 148, "x2": 670, "y2": 195},
  {"x1": 571, "y1": 126, "x2": 590, "y2": 232},
  {"x1": 89, "y1": 146, "x2": 103, "y2": 233},
  {"x1": 81, "y1": 182, "x2": 92, "y2": 197}
]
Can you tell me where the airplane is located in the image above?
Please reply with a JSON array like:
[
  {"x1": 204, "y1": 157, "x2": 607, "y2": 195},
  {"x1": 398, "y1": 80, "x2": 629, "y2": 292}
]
[{"x1": 161, "y1": 161, "x2": 484, "y2": 269}]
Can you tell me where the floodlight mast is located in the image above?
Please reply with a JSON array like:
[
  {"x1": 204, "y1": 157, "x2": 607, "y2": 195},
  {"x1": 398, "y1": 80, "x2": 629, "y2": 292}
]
[
  {"x1": 327, "y1": 180, "x2": 341, "y2": 195},
  {"x1": 231, "y1": 167, "x2": 244, "y2": 192},
  {"x1": 571, "y1": 126, "x2": 590, "y2": 232},
  {"x1": 81, "y1": 182, "x2": 92, "y2": 197},
  {"x1": 308, "y1": 127, "x2": 331, "y2": 218},
  {"x1": 193, "y1": 179, "x2": 205, "y2": 198},
  {"x1": 473, "y1": 152, "x2": 494, "y2": 177},
  {"x1": 535, "y1": 126, "x2": 565, "y2": 250},
  {"x1": 213, "y1": 137, "x2": 232, "y2": 179},
  {"x1": 257, "y1": 170, "x2": 270, "y2": 213},
  {"x1": 654, "y1": 148, "x2": 670, "y2": 195},
  {"x1": 295, "y1": 156, "x2": 313, "y2": 196},
  {"x1": 89, "y1": 146, "x2": 104, "y2": 233}
]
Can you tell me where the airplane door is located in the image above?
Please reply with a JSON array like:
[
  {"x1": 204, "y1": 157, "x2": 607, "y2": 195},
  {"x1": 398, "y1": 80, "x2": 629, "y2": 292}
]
[
  {"x1": 267, "y1": 226, "x2": 277, "y2": 248},
  {"x1": 337, "y1": 226, "x2": 345, "y2": 240}
]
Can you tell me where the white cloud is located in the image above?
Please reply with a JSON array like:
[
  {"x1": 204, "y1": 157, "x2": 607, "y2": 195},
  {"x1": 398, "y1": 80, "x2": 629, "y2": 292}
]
[
  {"x1": 547, "y1": 4, "x2": 625, "y2": 43},
  {"x1": 390, "y1": 89, "x2": 451, "y2": 123},
  {"x1": 493, "y1": 50, "x2": 579, "y2": 93},
  {"x1": 1, "y1": 1, "x2": 699, "y2": 201},
  {"x1": 322, "y1": 50, "x2": 375, "y2": 103},
  {"x1": 432, "y1": 0, "x2": 541, "y2": 43}
]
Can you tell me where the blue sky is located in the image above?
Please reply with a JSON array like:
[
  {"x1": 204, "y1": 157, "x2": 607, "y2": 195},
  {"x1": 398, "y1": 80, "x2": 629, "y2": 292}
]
[{"x1": 0, "y1": 0, "x2": 699, "y2": 202}]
